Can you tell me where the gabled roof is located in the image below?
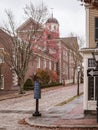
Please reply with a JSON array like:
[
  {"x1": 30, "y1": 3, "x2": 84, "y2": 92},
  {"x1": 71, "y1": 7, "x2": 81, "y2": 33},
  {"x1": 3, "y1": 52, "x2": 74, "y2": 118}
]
[
  {"x1": 58, "y1": 37, "x2": 79, "y2": 51},
  {"x1": 16, "y1": 17, "x2": 44, "y2": 32},
  {"x1": 56, "y1": 37, "x2": 83, "y2": 60},
  {"x1": 62, "y1": 37, "x2": 78, "y2": 48}
]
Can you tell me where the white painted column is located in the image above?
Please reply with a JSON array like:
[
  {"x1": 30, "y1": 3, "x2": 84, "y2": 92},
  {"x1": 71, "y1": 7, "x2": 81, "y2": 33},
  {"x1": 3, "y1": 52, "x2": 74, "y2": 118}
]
[
  {"x1": 83, "y1": 54, "x2": 88, "y2": 110},
  {"x1": 86, "y1": 8, "x2": 90, "y2": 48}
]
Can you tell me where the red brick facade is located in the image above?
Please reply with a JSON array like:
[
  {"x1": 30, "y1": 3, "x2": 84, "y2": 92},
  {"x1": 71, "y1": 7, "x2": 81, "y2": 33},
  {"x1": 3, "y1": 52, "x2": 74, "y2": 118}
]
[{"x1": 0, "y1": 29, "x2": 13, "y2": 90}]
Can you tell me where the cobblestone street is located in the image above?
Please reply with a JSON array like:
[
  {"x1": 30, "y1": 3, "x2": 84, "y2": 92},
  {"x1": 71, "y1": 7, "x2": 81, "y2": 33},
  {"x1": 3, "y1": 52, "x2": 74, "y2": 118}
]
[{"x1": 0, "y1": 84, "x2": 83, "y2": 130}]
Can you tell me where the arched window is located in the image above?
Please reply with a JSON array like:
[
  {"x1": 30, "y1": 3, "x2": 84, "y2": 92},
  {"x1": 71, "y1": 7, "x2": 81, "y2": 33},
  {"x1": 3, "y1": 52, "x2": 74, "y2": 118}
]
[
  {"x1": 54, "y1": 25, "x2": 56, "y2": 30},
  {"x1": 47, "y1": 34, "x2": 51, "y2": 39}
]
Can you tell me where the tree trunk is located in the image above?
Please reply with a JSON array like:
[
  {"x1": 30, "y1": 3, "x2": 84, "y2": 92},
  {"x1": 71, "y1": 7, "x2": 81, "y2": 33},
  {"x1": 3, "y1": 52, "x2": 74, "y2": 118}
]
[
  {"x1": 73, "y1": 68, "x2": 76, "y2": 84},
  {"x1": 19, "y1": 84, "x2": 24, "y2": 94},
  {"x1": 18, "y1": 77, "x2": 24, "y2": 94}
]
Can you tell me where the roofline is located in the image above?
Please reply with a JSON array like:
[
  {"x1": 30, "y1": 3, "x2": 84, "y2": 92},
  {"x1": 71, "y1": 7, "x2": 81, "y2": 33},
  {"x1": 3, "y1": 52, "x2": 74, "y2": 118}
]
[{"x1": 16, "y1": 17, "x2": 43, "y2": 32}]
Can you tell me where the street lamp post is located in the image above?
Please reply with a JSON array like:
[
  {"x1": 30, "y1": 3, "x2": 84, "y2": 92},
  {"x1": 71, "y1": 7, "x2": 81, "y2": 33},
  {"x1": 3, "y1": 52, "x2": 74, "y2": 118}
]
[
  {"x1": 77, "y1": 66, "x2": 80, "y2": 96},
  {"x1": 92, "y1": 44, "x2": 98, "y2": 123}
]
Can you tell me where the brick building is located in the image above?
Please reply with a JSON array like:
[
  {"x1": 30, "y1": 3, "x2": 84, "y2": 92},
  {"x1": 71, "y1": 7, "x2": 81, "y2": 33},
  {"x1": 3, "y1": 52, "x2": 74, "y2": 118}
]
[
  {"x1": 16, "y1": 17, "x2": 59, "y2": 83},
  {"x1": 16, "y1": 16, "x2": 81, "y2": 85},
  {"x1": 56, "y1": 37, "x2": 80, "y2": 84},
  {"x1": 0, "y1": 15, "x2": 82, "y2": 90}
]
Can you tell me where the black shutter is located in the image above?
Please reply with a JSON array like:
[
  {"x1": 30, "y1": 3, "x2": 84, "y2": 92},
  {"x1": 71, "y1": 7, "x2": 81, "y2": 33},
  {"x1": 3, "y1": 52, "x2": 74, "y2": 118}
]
[
  {"x1": 95, "y1": 17, "x2": 98, "y2": 41},
  {"x1": 88, "y1": 76, "x2": 94, "y2": 100}
]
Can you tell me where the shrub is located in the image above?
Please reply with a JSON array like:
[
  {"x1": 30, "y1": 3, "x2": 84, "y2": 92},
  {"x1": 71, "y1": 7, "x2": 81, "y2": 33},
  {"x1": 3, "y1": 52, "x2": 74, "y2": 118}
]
[
  {"x1": 24, "y1": 68, "x2": 60, "y2": 91},
  {"x1": 36, "y1": 68, "x2": 50, "y2": 85},
  {"x1": 24, "y1": 78, "x2": 33, "y2": 90},
  {"x1": 41, "y1": 82, "x2": 62, "y2": 88},
  {"x1": 50, "y1": 70, "x2": 58, "y2": 82}
]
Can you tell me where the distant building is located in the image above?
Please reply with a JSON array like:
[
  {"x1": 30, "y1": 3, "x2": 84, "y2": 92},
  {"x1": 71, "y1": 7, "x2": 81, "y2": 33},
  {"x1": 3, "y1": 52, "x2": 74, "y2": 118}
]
[{"x1": 56, "y1": 37, "x2": 81, "y2": 84}]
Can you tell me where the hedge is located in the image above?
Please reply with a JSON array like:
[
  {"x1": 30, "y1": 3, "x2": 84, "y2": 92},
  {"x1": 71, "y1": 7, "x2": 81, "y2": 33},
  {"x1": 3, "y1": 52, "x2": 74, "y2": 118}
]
[
  {"x1": 24, "y1": 81, "x2": 62, "y2": 91},
  {"x1": 24, "y1": 78, "x2": 33, "y2": 90}
]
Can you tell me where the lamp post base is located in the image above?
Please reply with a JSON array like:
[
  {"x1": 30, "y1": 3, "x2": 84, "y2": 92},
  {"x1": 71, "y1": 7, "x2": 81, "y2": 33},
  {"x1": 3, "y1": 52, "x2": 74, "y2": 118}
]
[
  {"x1": 33, "y1": 99, "x2": 41, "y2": 116},
  {"x1": 33, "y1": 112, "x2": 41, "y2": 116}
]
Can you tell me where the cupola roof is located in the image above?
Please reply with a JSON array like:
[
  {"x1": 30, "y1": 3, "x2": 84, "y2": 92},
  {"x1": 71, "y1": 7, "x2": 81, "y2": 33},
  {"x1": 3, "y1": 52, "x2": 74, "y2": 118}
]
[{"x1": 46, "y1": 17, "x2": 59, "y2": 24}]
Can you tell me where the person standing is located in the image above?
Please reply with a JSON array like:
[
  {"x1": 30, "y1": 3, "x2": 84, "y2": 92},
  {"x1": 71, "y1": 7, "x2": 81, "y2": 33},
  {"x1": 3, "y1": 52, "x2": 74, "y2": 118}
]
[{"x1": 33, "y1": 74, "x2": 41, "y2": 116}]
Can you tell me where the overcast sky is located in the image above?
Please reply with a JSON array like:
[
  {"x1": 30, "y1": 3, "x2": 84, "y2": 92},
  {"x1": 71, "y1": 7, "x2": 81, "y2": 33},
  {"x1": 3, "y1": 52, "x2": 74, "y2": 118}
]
[{"x1": 0, "y1": 0, "x2": 85, "y2": 39}]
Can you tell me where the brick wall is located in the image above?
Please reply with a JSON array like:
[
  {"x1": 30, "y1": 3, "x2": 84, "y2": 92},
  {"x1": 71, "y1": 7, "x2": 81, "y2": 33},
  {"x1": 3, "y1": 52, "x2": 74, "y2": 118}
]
[
  {"x1": 2, "y1": 64, "x2": 12, "y2": 90},
  {"x1": 0, "y1": 29, "x2": 13, "y2": 90}
]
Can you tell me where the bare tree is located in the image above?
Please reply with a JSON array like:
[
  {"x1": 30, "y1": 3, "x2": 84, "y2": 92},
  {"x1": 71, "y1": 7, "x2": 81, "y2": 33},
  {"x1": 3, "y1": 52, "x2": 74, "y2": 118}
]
[
  {"x1": 68, "y1": 32, "x2": 85, "y2": 48},
  {"x1": 68, "y1": 33, "x2": 83, "y2": 84},
  {"x1": 2, "y1": 2, "x2": 49, "y2": 94}
]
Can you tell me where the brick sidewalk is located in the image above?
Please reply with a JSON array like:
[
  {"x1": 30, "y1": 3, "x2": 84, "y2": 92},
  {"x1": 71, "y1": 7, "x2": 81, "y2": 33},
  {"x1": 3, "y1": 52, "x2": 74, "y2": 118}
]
[{"x1": 25, "y1": 95, "x2": 98, "y2": 129}]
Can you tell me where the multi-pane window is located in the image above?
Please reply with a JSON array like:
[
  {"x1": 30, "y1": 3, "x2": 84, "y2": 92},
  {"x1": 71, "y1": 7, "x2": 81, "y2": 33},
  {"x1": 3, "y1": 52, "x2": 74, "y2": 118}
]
[
  {"x1": 88, "y1": 59, "x2": 96, "y2": 100},
  {"x1": 88, "y1": 58, "x2": 95, "y2": 67},
  {"x1": 44, "y1": 59, "x2": 46, "y2": 69},
  {"x1": 54, "y1": 63, "x2": 56, "y2": 71},
  {"x1": 49, "y1": 61, "x2": 52, "y2": 70}
]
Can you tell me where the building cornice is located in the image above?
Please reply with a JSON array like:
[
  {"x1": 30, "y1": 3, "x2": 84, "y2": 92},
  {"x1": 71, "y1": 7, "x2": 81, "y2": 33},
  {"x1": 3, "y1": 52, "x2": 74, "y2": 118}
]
[
  {"x1": 80, "y1": 0, "x2": 98, "y2": 9},
  {"x1": 80, "y1": 48, "x2": 95, "y2": 54}
]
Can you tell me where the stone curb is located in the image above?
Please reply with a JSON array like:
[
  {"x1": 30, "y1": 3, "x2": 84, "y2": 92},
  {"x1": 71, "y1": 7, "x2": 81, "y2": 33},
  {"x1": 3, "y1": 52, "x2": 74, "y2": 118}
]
[
  {"x1": 0, "y1": 84, "x2": 82, "y2": 101},
  {"x1": 25, "y1": 117, "x2": 98, "y2": 129},
  {"x1": 0, "y1": 92, "x2": 32, "y2": 101}
]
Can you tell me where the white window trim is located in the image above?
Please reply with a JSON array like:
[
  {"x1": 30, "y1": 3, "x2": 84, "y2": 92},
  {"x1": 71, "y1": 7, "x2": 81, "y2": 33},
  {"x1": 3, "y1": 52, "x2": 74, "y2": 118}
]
[
  {"x1": 44, "y1": 59, "x2": 47, "y2": 69},
  {"x1": 37, "y1": 57, "x2": 41, "y2": 68},
  {"x1": 49, "y1": 61, "x2": 52, "y2": 70}
]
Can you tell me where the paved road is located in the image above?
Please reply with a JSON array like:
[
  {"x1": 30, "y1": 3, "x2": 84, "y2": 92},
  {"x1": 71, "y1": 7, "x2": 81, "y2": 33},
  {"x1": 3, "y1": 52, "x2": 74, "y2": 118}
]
[{"x1": 0, "y1": 84, "x2": 83, "y2": 130}]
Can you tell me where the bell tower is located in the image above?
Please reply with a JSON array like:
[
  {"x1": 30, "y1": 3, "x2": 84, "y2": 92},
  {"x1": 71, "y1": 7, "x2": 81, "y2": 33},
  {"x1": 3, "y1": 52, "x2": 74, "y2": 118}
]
[{"x1": 45, "y1": 10, "x2": 59, "y2": 39}]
